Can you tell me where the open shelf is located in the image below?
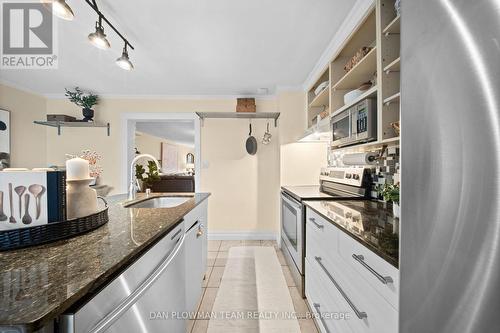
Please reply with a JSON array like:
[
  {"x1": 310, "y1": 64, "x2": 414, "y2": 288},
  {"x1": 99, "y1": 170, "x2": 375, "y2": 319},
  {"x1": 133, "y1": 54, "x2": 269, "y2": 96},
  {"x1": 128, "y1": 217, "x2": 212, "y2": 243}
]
[
  {"x1": 383, "y1": 92, "x2": 400, "y2": 105},
  {"x1": 332, "y1": 47, "x2": 377, "y2": 91},
  {"x1": 384, "y1": 57, "x2": 400, "y2": 74},
  {"x1": 383, "y1": 15, "x2": 400, "y2": 35},
  {"x1": 34, "y1": 121, "x2": 110, "y2": 136},
  {"x1": 309, "y1": 86, "x2": 330, "y2": 108},
  {"x1": 382, "y1": 136, "x2": 400, "y2": 144},
  {"x1": 332, "y1": 86, "x2": 377, "y2": 117},
  {"x1": 196, "y1": 112, "x2": 281, "y2": 127}
]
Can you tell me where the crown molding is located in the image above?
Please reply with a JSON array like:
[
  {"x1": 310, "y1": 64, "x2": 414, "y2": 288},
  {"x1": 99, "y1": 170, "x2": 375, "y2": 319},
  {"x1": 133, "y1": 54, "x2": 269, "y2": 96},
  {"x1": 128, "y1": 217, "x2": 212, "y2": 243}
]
[
  {"x1": 302, "y1": 0, "x2": 375, "y2": 91},
  {"x1": 0, "y1": 78, "x2": 47, "y2": 99}
]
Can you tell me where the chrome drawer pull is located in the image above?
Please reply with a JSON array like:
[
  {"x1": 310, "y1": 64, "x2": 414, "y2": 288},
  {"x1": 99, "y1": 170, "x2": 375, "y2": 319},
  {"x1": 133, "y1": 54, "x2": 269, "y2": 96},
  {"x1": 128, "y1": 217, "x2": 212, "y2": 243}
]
[
  {"x1": 309, "y1": 217, "x2": 324, "y2": 229},
  {"x1": 352, "y1": 254, "x2": 393, "y2": 284},
  {"x1": 313, "y1": 303, "x2": 331, "y2": 333},
  {"x1": 314, "y1": 256, "x2": 367, "y2": 319}
]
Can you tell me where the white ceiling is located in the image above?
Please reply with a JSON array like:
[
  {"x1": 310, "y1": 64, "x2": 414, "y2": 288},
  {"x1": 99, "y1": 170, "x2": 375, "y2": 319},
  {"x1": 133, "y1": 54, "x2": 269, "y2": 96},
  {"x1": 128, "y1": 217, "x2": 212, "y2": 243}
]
[
  {"x1": 136, "y1": 121, "x2": 195, "y2": 147},
  {"x1": 0, "y1": 0, "x2": 355, "y2": 96}
]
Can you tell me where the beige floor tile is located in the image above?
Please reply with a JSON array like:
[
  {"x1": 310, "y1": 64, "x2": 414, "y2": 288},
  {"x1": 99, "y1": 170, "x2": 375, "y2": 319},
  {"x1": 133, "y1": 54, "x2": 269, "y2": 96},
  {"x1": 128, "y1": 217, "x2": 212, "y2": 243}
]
[
  {"x1": 219, "y1": 240, "x2": 242, "y2": 251},
  {"x1": 203, "y1": 266, "x2": 213, "y2": 287},
  {"x1": 214, "y1": 251, "x2": 228, "y2": 266},
  {"x1": 191, "y1": 319, "x2": 209, "y2": 333},
  {"x1": 208, "y1": 240, "x2": 221, "y2": 252},
  {"x1": 194, "y1": 288, "x2": 206, "y2": 313},
  {"x1": 298, "y1": 318, "x2": 319, "y2": 333},
  {"x1": 198, "y1": 288, "x2": 219, "y2": 317},
  {"x1": 276, "y1": 249, "x2": 288, "y2": 266},
  {"x1": 240, "y1": 240, "x2": 262, "y2": 246},
  {"x1": 281, "y1": 265, "x2": 296, "y2": 287},
  {"x1": 261, "y1": 240, "x2": 279, "y2": 248},
  {"x1": 186, "y1": 319, "x2": 195, "y2": 333},
  {"x1": 207, "y1": 266, "x2": 225, "y2": 287},
  {"x1": 289, "y1": 287, "x2": 309, "y2": 318},
  {"x1": 207, "y1": 251, "x2": 217, "y2": 267}
]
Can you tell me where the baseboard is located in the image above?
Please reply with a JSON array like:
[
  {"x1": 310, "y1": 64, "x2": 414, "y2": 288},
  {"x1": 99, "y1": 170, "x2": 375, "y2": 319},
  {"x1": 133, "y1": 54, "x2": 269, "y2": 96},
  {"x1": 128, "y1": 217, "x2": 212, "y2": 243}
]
[{"x1": 208, "y1": 231, "x2": 278, "y2": 241}]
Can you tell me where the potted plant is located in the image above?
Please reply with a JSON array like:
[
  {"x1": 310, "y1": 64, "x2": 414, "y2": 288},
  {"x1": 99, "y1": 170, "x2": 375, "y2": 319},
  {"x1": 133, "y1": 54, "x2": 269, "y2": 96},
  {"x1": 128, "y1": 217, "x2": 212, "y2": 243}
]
[
  {"x1": 135, "y1": 161, "x2": 160, "y2": 191},
  {"x1": 378, "y1": 183, "x2": 400, "y2": 218},
  {"x1": 65, "y1": 87, "x2": 99, "y2": 122}
]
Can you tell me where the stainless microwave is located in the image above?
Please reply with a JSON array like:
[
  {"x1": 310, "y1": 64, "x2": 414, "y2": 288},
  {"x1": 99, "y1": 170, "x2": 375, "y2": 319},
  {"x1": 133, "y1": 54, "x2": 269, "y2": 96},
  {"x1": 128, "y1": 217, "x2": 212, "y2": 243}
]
[{"x1": 331, "y1": 98, "x2": 377, "y2": 148}]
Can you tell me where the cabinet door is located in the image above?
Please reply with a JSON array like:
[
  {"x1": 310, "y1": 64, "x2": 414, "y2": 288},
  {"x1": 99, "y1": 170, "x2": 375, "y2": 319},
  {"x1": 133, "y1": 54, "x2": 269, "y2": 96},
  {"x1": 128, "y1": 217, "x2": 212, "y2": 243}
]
[{"x1": 185, "y1": 220, "x2": 204, "y2": 313}]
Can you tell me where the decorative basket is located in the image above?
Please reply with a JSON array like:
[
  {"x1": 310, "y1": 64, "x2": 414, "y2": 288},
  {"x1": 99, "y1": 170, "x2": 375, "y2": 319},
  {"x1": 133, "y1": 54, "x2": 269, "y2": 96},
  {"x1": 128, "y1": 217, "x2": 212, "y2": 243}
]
[
  {"x1": 344, "y1": 47, "x2": 372, "y2": 72},
  {"x1": 0, "y1": 206, "x2": 109, "y2": 251}
]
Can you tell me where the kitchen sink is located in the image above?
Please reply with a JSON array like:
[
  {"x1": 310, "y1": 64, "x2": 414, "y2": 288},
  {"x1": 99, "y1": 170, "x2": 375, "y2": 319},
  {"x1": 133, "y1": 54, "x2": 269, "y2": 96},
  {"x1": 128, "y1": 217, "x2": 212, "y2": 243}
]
[{"x1": 125, "y1": 196, "x2": 192, "y2": 208}]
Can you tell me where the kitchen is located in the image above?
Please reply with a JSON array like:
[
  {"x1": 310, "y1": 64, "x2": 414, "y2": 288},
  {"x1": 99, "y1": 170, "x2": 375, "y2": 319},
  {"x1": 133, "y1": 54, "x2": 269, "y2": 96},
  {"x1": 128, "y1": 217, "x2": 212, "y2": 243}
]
[{"x1": 0, "y1": 1, "x2": 499, "y2": 333}]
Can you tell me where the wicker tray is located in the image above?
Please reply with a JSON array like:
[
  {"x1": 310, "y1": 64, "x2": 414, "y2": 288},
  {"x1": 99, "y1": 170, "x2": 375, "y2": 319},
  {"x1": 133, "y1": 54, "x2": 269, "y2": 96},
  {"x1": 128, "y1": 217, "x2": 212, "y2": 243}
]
[{"x1": 0, "y1": 207, "x2": 109, "y2": 251}]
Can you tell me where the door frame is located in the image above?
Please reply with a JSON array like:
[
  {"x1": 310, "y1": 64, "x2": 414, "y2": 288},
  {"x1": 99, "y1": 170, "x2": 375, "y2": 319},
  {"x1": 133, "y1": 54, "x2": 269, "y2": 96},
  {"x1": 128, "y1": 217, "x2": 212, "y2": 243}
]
[{"x1": 121, "y1": 113, "x2": 201, "y2": 193}]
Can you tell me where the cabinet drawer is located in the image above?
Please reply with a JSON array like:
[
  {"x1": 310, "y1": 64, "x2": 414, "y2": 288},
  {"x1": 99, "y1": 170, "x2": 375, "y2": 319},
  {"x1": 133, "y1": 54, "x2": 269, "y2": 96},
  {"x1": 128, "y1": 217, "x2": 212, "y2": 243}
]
[
  {"x1": 306, "y1": 208, "x2": 339, "y2": 256},
  {"x1": 338, "y1": 230, "x2": 399, "y2": 309},
  {"x1": 305, "y1": 258, "x2": 353, "y2": 333}
]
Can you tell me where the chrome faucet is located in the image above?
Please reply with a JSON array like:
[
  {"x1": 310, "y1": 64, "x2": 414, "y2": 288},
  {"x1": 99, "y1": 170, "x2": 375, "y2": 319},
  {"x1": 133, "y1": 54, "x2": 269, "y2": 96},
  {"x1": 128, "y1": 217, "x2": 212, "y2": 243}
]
[{"x1": 128, "y1": 154, "x2": 161, "y2": 200}]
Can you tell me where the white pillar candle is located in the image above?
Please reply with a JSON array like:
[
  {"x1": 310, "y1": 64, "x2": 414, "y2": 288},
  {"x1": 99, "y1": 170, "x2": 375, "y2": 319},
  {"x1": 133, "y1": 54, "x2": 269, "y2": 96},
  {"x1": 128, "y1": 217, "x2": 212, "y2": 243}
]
[{"x1": 66, "y1": 157, "x2": 90, "y2": 180}]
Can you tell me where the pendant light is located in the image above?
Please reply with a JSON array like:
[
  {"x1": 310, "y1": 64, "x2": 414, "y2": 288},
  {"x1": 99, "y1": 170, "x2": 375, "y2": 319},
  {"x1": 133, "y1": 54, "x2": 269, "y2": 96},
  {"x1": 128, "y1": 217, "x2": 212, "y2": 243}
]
[
  {"x1": 88, "y1": 16, "x2": 110, "y2": 50},
  {"x1": 116, "y1": 43, "x2": 134, "y2": 70},
  {"x1": 41, "y1": 0, "x2": 74, "y2": 21}
]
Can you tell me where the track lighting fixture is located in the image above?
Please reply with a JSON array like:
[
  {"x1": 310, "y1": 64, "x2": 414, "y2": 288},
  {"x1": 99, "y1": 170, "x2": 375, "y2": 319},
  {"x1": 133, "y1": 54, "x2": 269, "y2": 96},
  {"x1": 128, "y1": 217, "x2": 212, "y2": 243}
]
[
  {"x1": 41, "y1": 0, "x2": 74, "y2": 21},
  {"x1": 88, "y1": 16, "x2": 111, "y2": 50},
  {"x1": 116, "y1": 44, "x2": 134, "y2": 71}
]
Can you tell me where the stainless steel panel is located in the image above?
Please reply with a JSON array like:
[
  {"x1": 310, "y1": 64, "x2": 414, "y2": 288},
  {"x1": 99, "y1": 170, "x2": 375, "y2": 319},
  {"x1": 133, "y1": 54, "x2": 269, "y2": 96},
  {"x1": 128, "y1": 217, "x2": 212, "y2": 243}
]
[
  {"x1": 401, "y1": 1, "x2": 500, "y2": 332},
  {"x1": 280, "y1": 193, "x2": 303, "y2": 273}
]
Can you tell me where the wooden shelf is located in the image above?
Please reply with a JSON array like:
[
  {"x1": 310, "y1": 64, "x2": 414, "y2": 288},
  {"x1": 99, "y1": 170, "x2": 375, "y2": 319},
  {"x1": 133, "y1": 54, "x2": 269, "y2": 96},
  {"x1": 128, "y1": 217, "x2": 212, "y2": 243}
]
[
  {"x1": 383, "y1": 15, "x2": 400, "y2": 35},
  {"x1": 382, "y1": 136, "x2": 400, "y2": 144},
  {"x1": 332, "y1": 86, "x2": 377, "y2": 117},
  {"x1": 308, "y1": 86, "x2": 330, "y2": 108},
  {"x1": 196, "y1": 112, "x2": 280, "y2": 127},
  {"x1": 34, "y1": 121, "x2": 110, "y2": 136},
  {"x1": 383, "y1": 57, "x2": 400, "y2": 74},
  {"x1": 383, "y1": 92, "x2": 400, "y2": 105},
  {"x1": 332, "y1": 47, "x2": 377, "y2": 91}
]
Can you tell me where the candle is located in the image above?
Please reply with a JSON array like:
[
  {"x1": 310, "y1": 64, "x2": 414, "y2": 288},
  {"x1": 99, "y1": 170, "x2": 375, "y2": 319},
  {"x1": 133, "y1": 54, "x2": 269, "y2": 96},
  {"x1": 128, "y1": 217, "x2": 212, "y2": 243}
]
[{"x1": 66, "y1": 157, "x2": 90, "y2": 180}]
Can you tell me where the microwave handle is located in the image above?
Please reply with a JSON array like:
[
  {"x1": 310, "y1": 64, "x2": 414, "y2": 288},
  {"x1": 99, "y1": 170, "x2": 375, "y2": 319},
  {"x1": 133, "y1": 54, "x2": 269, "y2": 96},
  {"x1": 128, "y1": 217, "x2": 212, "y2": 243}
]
[{"x1": 281, "y1": 193, "x2": 301, "y2": 211}]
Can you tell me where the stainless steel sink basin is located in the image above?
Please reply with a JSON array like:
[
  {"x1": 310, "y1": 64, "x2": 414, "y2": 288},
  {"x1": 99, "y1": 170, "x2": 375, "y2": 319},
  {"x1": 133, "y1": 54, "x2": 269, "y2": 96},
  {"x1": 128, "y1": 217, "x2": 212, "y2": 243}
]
[{"x1": 125, "y1": 196, "x2": 192, "y2": 208}]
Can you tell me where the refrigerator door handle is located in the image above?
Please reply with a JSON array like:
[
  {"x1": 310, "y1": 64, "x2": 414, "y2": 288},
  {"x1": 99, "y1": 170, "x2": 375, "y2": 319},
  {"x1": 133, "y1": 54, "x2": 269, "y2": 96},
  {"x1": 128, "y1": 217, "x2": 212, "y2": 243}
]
[
  {"x1": 87, "y1": 232, "x2": 186, "y2": 333},
  {"x1": 315, "y1": 256, "x2": 367, "y2": 319},
  {"x1": 352, "y1": 254, "x2": 393, "y2": 284}
]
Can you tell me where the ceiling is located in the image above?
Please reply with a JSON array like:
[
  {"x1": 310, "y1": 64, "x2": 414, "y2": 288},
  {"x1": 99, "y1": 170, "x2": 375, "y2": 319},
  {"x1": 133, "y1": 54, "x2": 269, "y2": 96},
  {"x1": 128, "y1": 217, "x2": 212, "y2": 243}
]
[
  {"x1": 0, "y1": 0, "x2": 355, "y2": 96},
  {"x1": 136, "y1": 121, "x2": 195, "y2": 147}
]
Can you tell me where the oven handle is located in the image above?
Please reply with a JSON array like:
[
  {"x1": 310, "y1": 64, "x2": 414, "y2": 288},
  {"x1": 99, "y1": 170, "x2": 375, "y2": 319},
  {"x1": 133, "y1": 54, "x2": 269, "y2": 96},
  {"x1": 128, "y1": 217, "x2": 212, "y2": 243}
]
[{"x1": 281, "y1": 192, "x2": 301, "y2": 211}]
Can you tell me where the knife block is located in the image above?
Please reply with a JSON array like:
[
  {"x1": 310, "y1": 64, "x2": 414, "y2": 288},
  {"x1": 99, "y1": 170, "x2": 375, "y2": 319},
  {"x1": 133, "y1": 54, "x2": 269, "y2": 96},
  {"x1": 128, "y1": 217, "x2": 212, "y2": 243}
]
[{"x1": 66, "y1": 179, "x2": 98, "y2": 220}]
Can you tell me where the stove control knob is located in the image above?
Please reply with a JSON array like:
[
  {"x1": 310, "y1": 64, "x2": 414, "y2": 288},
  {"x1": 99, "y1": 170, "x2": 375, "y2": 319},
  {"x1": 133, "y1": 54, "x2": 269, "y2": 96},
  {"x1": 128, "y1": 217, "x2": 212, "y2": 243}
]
[
  {"x1": 353, "y1": 174, "x2": 360, "y2": 180},
  {"x1": 345, "y1": 212, "x2": 353, "y2": 218},
  {"x1": 346, "y1": 174, "x2": 352, "y2": 179}
]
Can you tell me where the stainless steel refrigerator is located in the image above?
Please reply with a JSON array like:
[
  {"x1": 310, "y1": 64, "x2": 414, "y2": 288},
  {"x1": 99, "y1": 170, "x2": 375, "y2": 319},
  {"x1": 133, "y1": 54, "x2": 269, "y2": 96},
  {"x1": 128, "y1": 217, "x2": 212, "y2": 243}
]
[{"x1": 401, "y1": 0, "x2": 500, "y2": 332}]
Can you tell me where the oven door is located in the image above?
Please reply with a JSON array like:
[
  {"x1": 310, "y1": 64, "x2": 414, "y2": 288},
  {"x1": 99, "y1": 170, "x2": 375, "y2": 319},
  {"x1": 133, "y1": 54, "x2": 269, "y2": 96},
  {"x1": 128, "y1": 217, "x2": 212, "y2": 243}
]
[
  {"x1": 331, "y1": 109, "x2": 352, "y2": 147},
  {"x1": 281, "y1": 192, "x2": 303, "y2": 273}
]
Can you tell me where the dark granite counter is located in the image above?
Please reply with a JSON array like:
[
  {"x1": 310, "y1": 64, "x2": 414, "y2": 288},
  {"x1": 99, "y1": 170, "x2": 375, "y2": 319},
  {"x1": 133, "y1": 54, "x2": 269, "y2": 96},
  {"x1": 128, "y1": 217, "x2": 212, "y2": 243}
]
[
  {"x1": 0, "y1": 192, "x2": 210, "y2": 331},
  {"x1": 304, "y1": 199, "x2": 399, "y2": 268}
]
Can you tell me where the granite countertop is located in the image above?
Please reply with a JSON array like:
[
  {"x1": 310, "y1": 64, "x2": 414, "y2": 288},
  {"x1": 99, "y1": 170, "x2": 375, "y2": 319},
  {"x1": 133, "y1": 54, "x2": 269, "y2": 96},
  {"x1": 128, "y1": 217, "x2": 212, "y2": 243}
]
[
  {"x1": 0, "y1": 192, "x2": 210, "y2": 331},
  {"x1": 304, "y1": 199, "x2": 399, "y2": 267}
]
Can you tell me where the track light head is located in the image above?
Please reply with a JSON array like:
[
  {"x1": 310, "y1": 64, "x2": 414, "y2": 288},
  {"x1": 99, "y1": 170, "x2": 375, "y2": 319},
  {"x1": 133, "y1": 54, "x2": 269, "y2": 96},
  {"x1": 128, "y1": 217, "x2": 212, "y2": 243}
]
[
  {"x1": 41, "y1": 0, "x2": 74, "y2": 21},
  {"x1": 116, "y1": 44, "x2": 134, "y2": 70},
  {"x1": 88, "y1": 18, "x2": 110, "y2": 50}
]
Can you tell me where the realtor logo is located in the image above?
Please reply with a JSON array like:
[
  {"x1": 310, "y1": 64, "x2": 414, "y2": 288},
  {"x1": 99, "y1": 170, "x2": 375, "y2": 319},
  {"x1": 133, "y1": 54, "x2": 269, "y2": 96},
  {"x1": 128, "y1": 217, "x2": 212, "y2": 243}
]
[{"x1": 1, "y1": 1, "x2": 58, "y2": 69}]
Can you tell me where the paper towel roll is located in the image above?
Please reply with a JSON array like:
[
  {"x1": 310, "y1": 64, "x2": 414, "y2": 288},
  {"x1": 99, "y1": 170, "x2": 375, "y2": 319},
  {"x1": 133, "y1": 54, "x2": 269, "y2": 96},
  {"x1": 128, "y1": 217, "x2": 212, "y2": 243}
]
[{"x1": 342, "y1": 152, "x2": 378, "y2": 165}]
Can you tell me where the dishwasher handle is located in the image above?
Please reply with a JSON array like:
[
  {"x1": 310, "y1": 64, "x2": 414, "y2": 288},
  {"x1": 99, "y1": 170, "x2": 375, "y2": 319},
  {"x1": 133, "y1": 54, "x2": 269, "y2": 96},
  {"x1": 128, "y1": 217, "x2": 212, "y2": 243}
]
[{"x1": 88, "y1": 231, "x2": 186, "y2": 333}]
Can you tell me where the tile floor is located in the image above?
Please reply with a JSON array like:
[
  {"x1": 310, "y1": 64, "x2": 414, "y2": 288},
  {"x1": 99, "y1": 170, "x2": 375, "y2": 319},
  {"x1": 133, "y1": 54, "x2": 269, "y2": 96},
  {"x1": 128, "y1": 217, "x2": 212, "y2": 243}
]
[{"x1": 187, "y1": 240, "x2": 319, "y2": 333}]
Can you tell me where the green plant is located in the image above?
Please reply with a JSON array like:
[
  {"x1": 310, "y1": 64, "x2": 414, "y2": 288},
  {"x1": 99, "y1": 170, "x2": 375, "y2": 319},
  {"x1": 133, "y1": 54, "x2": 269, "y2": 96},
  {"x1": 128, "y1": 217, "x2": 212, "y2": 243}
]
[
  {"x1": 377, "y1": 183, "x2": 399, "y2": 204},
  {"x1": 65, "y1": 87, "x2": 99, "y2": 109},
  {"x1": 135, "y1": 161, "x2": 160, "y2": 188}
]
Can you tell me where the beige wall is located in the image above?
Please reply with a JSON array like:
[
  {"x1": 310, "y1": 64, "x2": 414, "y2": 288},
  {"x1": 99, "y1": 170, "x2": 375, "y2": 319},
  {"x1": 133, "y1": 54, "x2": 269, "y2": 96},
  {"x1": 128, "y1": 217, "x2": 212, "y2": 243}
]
[
  {"x1": 1, "y1": 83, "x2": 326, "y2": 237},
  {"x1": 135, "y1": 131, "x2": 195, "y2": 173},
  {"x1": 0, "y1": 84, "x2": 47, "y2": 168}
]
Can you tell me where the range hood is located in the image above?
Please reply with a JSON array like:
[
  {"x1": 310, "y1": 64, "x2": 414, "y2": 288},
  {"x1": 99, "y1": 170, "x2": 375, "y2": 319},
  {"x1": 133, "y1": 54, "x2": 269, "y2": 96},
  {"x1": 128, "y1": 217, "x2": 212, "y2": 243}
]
[{"x1": 298, "y1": 116, "x2": 331, "y2": 142}]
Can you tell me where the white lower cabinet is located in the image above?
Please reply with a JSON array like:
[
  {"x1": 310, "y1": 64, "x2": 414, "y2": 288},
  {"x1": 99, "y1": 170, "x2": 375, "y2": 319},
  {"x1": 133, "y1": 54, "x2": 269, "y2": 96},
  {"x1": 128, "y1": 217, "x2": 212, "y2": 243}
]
[{"x1": 305, "y1": 207, "x2": 398, "y2": 333}]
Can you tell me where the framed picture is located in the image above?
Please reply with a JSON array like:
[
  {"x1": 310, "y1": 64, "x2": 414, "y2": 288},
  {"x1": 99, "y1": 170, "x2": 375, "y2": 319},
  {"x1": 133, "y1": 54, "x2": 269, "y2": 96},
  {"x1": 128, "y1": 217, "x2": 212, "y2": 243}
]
[
  {"x1": 161, "y1": 142, "x2": 178, "y2": 174},
  {"x1": 0, "y1": 109, "x2": 10, "y2": 170}
]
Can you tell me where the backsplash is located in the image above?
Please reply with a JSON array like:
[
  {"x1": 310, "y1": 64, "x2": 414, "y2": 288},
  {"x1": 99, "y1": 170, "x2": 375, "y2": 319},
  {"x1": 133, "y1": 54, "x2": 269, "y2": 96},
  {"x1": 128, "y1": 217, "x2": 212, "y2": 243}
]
[{"x1": 328, "y1": 145, "x2": 400, "y2": 199}]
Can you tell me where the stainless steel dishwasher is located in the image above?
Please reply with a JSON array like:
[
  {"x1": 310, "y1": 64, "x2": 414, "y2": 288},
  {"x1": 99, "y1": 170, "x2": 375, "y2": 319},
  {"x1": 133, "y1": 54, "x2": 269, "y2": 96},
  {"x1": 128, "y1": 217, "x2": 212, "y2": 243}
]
[{"x1": 61, "y1": 222, "x2": 186, "y2": 333}]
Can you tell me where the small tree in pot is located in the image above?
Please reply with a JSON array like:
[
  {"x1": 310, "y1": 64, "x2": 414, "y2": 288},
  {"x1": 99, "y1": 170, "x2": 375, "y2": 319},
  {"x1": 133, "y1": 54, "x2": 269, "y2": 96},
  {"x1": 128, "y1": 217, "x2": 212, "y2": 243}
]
[{"x1": 65, "y1": 87, "x2": 99, "y2": 122}]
